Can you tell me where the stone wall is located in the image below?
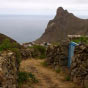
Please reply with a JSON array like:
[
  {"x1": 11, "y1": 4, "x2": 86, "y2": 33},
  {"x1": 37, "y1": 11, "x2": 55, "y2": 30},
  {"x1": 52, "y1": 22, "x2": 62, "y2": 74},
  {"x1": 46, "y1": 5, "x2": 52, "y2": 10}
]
[
  {"x1": 20, "y1": 48, "x2": 32, "y2": 59},
  {"x1": 0, "y1": 51, "x2": 19, "y2": 88},
  {"x1": 46, "y1": 43, "x2": 68, "y2": 67},
  {"x1": 71, "y1": 45, "x2": 88, "y2": 88},
  {"x1": 46, "y1": 43, "x2": 88, "y2": 88}
]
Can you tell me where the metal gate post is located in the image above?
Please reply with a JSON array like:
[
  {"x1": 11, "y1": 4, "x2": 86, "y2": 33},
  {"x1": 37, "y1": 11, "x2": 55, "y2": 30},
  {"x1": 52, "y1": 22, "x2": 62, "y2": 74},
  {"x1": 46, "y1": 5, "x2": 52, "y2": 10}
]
[{"x1": 68, "y1": 42, "x2": 78, "y2": 67}]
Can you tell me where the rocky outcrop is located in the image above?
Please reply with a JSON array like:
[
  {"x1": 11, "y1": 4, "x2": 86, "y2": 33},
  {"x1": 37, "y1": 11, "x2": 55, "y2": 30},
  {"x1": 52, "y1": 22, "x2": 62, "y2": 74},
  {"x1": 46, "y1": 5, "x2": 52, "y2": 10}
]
[
  {"x1": 0, "y1": 51, "x2": 19, "y2": 88},
  {"x1": 36, "y1": 7, "x2": 88, "y2": 43},
  {"x1": 46, "y1": 43, "x2": 68, "y2": 67},
  {"x1": 71, "y1": 45, "x2": 88, "y2": 88}
]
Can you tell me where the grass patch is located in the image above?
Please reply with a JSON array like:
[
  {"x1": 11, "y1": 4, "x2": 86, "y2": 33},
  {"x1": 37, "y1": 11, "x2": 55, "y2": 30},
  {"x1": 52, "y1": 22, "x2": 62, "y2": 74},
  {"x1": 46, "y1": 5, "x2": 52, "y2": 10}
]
[
  {"x1": 28, "y1": 72, "x2": 39, "y2": 83},
  {"x1": 0, "y1": 39, "x2": 21, "y2": 65},
  {"x1": 0, "y1": 38, "x2": 18, "y2": 51},
  {"x1": 65, "y1": 75, "x2": 71, "y2": 81},
  {"x1": 18, "y1": 71, "x2": 38, "y2": 87},
  {"x1": 55, "y1": 67, "x2": 61, "y2": 73},
  {"x1": 41, "y1": 61, "x2": 48, "y2": 67}
]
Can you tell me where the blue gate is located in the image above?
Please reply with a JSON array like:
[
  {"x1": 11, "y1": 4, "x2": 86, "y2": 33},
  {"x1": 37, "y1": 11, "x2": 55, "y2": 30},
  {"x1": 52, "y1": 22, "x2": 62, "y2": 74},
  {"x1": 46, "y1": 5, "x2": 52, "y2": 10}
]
[{"x1": 68, "y1": 42, "x2": 78, "y2": 67}]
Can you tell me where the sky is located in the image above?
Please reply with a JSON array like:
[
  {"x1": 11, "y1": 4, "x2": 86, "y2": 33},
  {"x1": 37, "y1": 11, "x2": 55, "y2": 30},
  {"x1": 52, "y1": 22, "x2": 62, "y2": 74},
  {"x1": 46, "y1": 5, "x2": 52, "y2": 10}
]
[{"x1": 0, "y1": 0, "x2": 88, "y2": 16}]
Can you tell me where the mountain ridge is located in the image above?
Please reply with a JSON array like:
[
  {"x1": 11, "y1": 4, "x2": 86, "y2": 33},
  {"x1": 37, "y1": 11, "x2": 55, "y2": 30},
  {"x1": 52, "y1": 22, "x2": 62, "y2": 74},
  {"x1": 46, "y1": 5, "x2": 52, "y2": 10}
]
[{"x1": 36, "y1": 7, "x2": 88, "y2": 43}]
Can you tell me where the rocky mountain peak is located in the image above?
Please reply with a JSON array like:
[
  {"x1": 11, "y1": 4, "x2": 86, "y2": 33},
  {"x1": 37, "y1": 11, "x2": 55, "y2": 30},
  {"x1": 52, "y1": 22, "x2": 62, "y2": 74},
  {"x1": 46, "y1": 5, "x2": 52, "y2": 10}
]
[
  {"x1": 36, "y1": 7, "x2": 88, "y2": 43},
  {"x1": 56, "y1": 7, "x2": 69, "y2": 17},
  {"x1": 57, "y1": 7, "x2": 65, "y2": 13}
]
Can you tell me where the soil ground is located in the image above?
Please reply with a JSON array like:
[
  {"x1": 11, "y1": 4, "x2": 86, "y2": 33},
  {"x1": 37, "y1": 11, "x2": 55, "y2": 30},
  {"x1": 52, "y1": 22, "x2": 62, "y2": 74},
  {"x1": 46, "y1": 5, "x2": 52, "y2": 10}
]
[{"x1": 20, "y1": 59, "x2": 79, "y2": 88}]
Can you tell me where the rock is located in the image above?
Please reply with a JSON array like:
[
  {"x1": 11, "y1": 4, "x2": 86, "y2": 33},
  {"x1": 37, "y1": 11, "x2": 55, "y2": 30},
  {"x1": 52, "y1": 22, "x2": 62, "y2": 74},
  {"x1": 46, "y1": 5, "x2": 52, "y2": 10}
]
[
  {"x1": 0, "y1": 51, "x2": 19, "y2": 88},
  {"x1": 20, "y1": 48, "x2": 32, "y2": 59},
  {"x1": 46, "y1": 43, "x2": 68, "y2": 67},
  {"x1": 71, "y1": 44, "x2": 88, "y2": 87}
]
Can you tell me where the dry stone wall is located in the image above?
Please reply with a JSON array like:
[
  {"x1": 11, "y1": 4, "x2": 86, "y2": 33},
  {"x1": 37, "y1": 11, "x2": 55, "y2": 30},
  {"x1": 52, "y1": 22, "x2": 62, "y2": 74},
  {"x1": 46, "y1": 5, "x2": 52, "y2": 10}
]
[
  {"x1": 20, "y1": 48, "x2": 32, "y2": 59},
  {"x1": 46, "y1": 44, "x2": 88, "y2": 88},
  {"x1": 46, "y1": 43, "x2": 68, "y2": 67},
  {"x1": 71, "y1": 45, "x2": 88, "y2": 88},
  {"x1": 0, "y1": 51, "x2": 19, "y2": 88}
]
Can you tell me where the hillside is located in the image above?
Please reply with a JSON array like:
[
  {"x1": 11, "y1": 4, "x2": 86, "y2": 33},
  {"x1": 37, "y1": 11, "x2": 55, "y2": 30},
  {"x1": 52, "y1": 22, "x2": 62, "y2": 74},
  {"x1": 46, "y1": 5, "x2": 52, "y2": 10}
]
[
  {"x1": 0, "y1": 33, "x2": 21, "y2": 48},
  {"x1": 36, "y1": 7, "x2": 88, "y2": 43}
]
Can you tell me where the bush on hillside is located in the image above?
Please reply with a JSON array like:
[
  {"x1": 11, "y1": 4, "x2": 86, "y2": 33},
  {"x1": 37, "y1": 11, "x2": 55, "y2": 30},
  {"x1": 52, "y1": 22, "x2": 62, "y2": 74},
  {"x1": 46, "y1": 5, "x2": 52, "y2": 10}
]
[
  {"x1": 11, "y1": 48, "x2": 21, "y2": 65},
  {"x1": 0, "y1": 38, "x2": 18, "y2": 51},
  {"x1": 29, "y1": 45, "x2": 46, "y2": 59},
  {"x1": 0, "y1": 39, "x2": 22, "y2": 65},
  {"x1": 72, "y1": 36, "x2": 88, "y2": 44}
]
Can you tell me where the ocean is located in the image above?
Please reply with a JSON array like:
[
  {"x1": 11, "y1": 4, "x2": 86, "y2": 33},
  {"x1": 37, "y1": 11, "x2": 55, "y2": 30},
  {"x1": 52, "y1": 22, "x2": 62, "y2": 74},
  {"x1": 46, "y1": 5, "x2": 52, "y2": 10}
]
[
  {"x1": 0, "y1": 15, "x2": 53, "y2": 44},
  {"x1": 0, "y1": 15, "x2": 87, "y2": 44}
]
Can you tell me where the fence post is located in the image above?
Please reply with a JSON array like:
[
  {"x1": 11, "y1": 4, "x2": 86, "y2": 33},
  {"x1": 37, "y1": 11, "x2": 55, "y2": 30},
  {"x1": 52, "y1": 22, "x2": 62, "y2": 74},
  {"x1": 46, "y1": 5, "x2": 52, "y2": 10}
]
[{"x1": 68, "y1": 42, "x2": 78, "y2": 67}]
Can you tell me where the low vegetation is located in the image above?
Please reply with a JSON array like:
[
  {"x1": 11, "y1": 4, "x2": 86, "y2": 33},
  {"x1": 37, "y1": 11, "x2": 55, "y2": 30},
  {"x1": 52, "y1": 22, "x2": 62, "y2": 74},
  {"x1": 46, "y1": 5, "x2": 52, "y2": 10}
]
[
  {"x1": 41, "y1": 61, "x2": 48, "y2": 67},
  {"x1": 0, "y1": 38, "x2": 20, "y2": 51},
  {"x1": 65, "y1": 75, "x2": 71, "y2": 81},
  {"x1": 11, "y1": 48, "x2": 21, "y2": 65},
  {"x1": 55, "y1": 67, "x2": 61, "y2": 73},
  {"x1": 0, "y1": 38, "x2": 21, "y2": 64},
  {"x1": 72, "y1": 36, "x2": 88, "y2": 44},
  {"x1": 18, "y1": 71, "x2": 38, "y2": 87},
  {"x1": 29, "y1": 45, "x2": 46, "y2": 59}
]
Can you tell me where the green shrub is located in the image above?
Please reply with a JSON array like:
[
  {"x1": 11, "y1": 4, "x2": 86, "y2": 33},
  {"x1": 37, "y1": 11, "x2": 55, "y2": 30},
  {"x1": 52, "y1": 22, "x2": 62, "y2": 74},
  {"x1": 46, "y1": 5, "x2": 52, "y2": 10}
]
[
  {"x1": 29, "y1": 45, "x2": 46, "y2": 59},
  {"x1": 18, "y1": 71, "x2": 38, "y2": 86},
  {"x1": 18, "y1": 72, "x2": 29, "y2": 85},
  {"x1": 11, "y1": 48, "x2": 21, "y2": 65},
  {"x1": 55, "y1": 68, "x2": 61, "y2": 73},
  {"x1": 72, "y1": 36, "x2": 88, "y2": 44},
  {"x1": 0, "y1": 39, "x2": 21, "y2": 64},
  {"x1": 0, "y1": 38, "x2": 18, "y2": 51},
  {"x1": 39, "y1": 54, "x2": 46, "y2": 59},
  {"x1": 65, "y1": 75, "x2": 71, "y2": 81},
  {"x1": 28, "y1": 72, "x2": 39, "y2": 83},
  {"x1": 41, "y1": 61, "x2": 48, "y2": 67},
  {"x1": 33, "y1": 45, "x2": 46, "y2": 54},
  {"x1": 0, "y1": 39, "x2": 11, "y2": 51}
]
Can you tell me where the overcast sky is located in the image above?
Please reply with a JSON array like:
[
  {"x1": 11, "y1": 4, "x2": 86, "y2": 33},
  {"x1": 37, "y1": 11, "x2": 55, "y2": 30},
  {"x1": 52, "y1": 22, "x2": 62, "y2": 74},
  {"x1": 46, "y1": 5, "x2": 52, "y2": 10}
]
[{"x1": 0, "y1": 0, "x2": 88, "y2": 16}]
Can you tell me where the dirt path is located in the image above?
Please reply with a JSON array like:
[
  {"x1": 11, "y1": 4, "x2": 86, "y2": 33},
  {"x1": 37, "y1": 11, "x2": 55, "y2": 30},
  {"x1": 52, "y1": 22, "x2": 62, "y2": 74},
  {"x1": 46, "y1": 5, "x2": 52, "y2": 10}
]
[{"x1": 20, "y1": 59, "x2": 78, "y2": 88}]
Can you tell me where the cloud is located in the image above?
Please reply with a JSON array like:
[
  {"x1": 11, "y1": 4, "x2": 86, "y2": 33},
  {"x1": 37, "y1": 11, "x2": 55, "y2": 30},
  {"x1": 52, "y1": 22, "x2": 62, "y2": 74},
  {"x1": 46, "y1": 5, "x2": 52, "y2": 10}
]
[
  {"x1": 0, "y1": 0, "x2": 88, "y2": 15},
  {"x1": 0, "y1": 0, "x2": 88, "y2": 4}
]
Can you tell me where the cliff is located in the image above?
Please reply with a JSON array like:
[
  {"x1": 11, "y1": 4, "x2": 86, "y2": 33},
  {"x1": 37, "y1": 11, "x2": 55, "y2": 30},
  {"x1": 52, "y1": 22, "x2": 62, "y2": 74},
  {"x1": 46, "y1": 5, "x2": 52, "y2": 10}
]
[{"x1": 36, "y1": 7, "x2": 88, "y2": 43}]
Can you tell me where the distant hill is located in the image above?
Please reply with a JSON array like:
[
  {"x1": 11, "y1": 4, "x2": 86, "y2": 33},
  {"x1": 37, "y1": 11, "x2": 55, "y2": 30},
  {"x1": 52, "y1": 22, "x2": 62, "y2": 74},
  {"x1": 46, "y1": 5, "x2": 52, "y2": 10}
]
[
  {"x1": 0, "y1": 33, "x2": 21, "y2": 48},
  {"x1": 36, "y1": 7, "x2": 88, "y2": 43}
]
